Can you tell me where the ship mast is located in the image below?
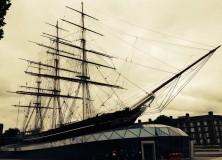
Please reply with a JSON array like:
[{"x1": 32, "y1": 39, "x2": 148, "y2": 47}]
[
  {"x1": 35, "y1": 64, "x2": 42, "y2": 130},
  {"x1": 61, "y1": 2, "x2": 110, "y2": 120},
  {"x1": 11, "y1": 4, "x2": 124, "y2": 132},
  {"x1": 52, "y1": 21, "x2": 62, "y2": 129},
  {"x1": 81, "y1": 2, "x2": 87, "y2": 120}
]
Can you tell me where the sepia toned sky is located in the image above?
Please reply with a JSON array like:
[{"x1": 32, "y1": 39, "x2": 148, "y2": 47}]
[{"x1": 1, "y1": 0, "x2": 222, "y2": 131}]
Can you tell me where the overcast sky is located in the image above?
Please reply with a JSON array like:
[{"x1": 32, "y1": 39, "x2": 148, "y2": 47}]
[{"x1": 1, "y1": 0, "x2": 222, "y2": 131}]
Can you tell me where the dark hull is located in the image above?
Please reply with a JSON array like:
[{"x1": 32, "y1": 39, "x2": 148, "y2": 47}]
[{"x1": 22, "y1": 104, "x2": 147, "y2": 144}]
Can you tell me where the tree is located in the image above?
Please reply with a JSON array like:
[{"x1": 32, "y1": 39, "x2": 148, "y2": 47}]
[
  {"x1": 3, "y1": 128, "x2": 20, "y2": 137},
  {"x1": 0, "y1": 0, "x2": 11, "y2": 40},
  {"x1": 153, "y1": 115, "x2": 173, "y2": 126}
]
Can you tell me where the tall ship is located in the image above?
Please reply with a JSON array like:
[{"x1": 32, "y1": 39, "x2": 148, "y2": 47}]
[{"x1": 0, "y1": 2, "x2": 220, "y2": 159}]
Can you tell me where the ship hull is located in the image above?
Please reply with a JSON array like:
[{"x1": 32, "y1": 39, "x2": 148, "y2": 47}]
[{"x1": 23, "y1": 104, "x2": 147, "y2": 144}]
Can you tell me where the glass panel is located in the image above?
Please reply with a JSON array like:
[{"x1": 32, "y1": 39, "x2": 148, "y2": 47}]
[
  {"x1": 215, "y1": 126, "x2": 218, "y2": 131},
  {"x1": 154, "y1": 124, "x2": 167, "y2": 127},
  {"x1": 115, "y1": 130, "x2": 126, "y2": 138},
  {"x1": 103, "y1": 131, "x2": 113, "y2": 139},
  {"x1": 110, "y1": 132, "x2": 122, "y2": 139},
  {"x1": 87, "y1": 136, "x2": 96, "y2": 142},
  {"x1": 128, "y1": 128, "x2": 140, "y2": 137},
  {"x1": 143, "y1": 127, "x2": 155, "y2": 135},
  {"x1": 158, "y1": 128, "x2": 169, "y2": 136},
  {"x1": 200, "y1": 139, "x2": 203, "y2": 144},
  {"x1": 207, "y1": 139, "x2": 210, "y2": 144},
  {"x1": 206, "y1": 133, "x2": 209, "y2": 137},
  {"x1": 159, "y1": 127, "x2": 170, "y2": 135},
  {"x1": 140, "y1": 129, "x2": 153, "y2": 137},
  {"x1": 98, "y1": 134, "x2": 108, "y2": 141},
  {"x1": 194, "y1": 139, "x2": 197, "y2": 144},
  {"x1": 125, "y1": 130, "x2": 137, "y2": 138},
  {"x1": 93, "y1": 133, "x2": 101, "y2": 140},
  {"x1": 76, "y1": 137, "x2": 85, "y2": 143},
  {"x1": 176, "y1": 128, "x2": 188, "y2": 136},
  {"x1": 84, "y1": 135, "x2": 92, "y2": 141},
  {"x1": 155, "y1": 128, "x2": 160, "y2": 136},
  {"x1": 168, "y1": 128, "x2": 180, "y2": 136}
]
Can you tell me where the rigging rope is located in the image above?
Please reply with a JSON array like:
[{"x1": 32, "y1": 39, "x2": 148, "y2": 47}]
[
  {"x1": 143, "y1": 54, "x2": 211, "y2": 115},
  {"x1": 95, "y1": 66, "x2": 126, "y2": 109},
  {"x1": 98, "y1": 25, "x2": 181, "y2": 71},
  {"x1": 85, "y1": 4, "x2": 214, "y2": 48},
  {"x1": 97, "y1": 21, "x2": 211, "y2": 51}
]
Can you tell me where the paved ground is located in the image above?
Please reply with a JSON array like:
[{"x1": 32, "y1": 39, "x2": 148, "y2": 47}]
[{"x1": 193, "y1": 157, "x2": 222, "y2": 160}]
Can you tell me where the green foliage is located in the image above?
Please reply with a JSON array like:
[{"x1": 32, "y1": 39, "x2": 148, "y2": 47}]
[
  {"x1": 3, "y1": 128, "x2": 20, "y2": 137},
  {"x1": 0, "y1": 0, "x2": 11, "y2": 39}
]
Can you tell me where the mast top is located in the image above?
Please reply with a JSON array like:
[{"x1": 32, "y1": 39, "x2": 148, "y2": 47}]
[{"x1": 66, "y1": 3, "x2": 98, "y2": 21}]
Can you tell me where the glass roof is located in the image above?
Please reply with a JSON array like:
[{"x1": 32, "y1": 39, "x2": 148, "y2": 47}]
[{"x1": 70, "y1": 124, "x2": 188, "y2": 145}]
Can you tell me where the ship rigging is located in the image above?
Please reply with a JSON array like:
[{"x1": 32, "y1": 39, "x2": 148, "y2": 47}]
[{"x1": 8, "y1": 3, "x2": 220, "y2": 138}]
